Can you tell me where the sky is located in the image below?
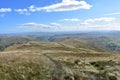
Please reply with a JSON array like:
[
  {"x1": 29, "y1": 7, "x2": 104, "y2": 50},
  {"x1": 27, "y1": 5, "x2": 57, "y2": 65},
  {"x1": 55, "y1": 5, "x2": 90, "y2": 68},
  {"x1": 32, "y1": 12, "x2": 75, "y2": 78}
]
[{"x1": 0, "y1": 0, "x2": 120, "y2": 33}]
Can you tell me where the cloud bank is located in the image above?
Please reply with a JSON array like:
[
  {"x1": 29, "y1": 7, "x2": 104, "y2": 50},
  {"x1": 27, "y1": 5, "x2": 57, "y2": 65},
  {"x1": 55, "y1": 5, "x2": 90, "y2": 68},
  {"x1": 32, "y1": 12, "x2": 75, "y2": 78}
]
[{"x1": 18, "y1": 17, "x2": 120, "y2": 32}]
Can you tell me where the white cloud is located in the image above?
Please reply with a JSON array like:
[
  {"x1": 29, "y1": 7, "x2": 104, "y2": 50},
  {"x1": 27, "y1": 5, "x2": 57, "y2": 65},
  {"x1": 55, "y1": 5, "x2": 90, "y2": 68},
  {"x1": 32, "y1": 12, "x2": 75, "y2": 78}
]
[
  {"x1": 50, "y1": 22, "x2": 61, "y2": 30},
  {"x1": 19, "y1": 22, "x2": 50, "y2": 29},
  {"x1": 15, "y1": 9, "x2": 30, "y2": 15},
  {"x1": 50, "y1": 22, "x2": 61, "y2": 27},
  {"x1": 84, "y1": 21, "x2": 120, "y2": 30},
  {"x1": 60, "y1": 18, "x2": 81, "y2": 21},
  {"x1": 29, "y1": 5, "x2": 36, "y2": 12},
  {"x1": 79, "y1": 17, "x2": 120, "y2": 30},
  {"x1": 28, "y1": 0, "x2": 92, "y2": 12},
  {"x1": 18, "y1": 17, "x2": 120, "y2": 32},
  {"x1": 56, "y1": 17, "x2": 120, "y2": 31},
  {"x1": 105, "y1": 12, "x2": 120, "y2": 16},
  {"x1": 0, "y1": 8, "x2": 11, "y2": 13},
  {"x1": 18, "y1": 22, "x2": 62, "y2": 32},
  {"x1": 15, "y1": 0, "x2": 92, "y2": 14},
  {"x1": 19, "y1": 22, "x2": 50, "y2": 32},
  {"x1": 82, "y1": 17, "x2": 115, "y2": 24},
  {"x1": 20, "y1": 22, "x2": 62, "y2": 29}
]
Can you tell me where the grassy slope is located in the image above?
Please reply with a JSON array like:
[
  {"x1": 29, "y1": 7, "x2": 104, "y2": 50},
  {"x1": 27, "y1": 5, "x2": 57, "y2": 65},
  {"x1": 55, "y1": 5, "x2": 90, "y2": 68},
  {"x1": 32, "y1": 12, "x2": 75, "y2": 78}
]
[
  {"x1": 0, "y1": 40, "x2": 119, "y2": 80},
  {"x1": 50, "y1": 33, "x2": 120, "y2": 52},
  {"x1": 59, "y1": 38, "x2": 109, "y2": 52}
]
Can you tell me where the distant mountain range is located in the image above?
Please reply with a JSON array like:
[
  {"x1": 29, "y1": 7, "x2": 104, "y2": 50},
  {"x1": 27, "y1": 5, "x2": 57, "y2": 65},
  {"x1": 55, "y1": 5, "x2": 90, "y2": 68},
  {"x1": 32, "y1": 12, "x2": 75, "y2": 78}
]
[{"x1": 1, "y1": 31, "x2": 120, "y2": 52}]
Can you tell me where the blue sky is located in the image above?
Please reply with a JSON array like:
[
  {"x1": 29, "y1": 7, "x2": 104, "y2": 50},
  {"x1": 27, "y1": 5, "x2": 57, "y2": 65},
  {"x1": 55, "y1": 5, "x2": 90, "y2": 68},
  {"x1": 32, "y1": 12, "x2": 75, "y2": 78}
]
[{"x1": 0, "y1": 0, "x2": 120, "y2": 33}]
